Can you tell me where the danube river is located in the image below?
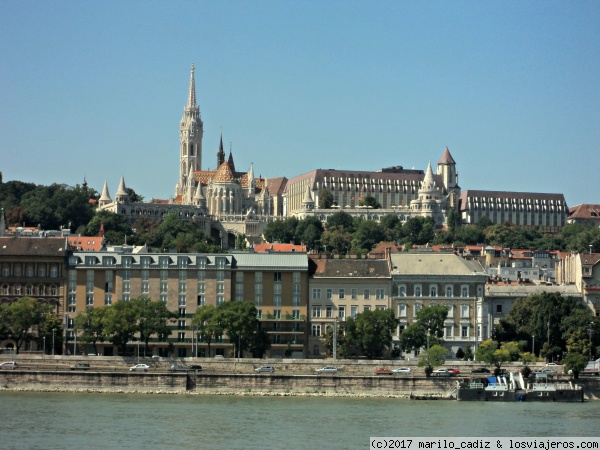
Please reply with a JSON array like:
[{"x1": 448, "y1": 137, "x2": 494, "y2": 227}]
[{"x1": 1, "y1": 392, "x2": 599, "y2": 449}]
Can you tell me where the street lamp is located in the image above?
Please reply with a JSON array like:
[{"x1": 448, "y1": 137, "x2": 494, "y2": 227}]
[
  {"x1": 43, "y1": 336, "x2": 46, "y2": 355},
  {"x1": 52, "y1": 329, "x2": 55, "y2": 356},
  {"x1": 589, "y1": 322, "x2": 594, "y2": 361},
  {"x1": 532, "y1": 334, "x2": 535, "y2": 356},
  {"x1": 333, "y1": 317, "x2": 338, "y2": 362}
]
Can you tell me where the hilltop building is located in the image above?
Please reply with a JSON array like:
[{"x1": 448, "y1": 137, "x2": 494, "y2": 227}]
[{"x1": 285, "y1": 148, "x2": 459, "y2": 229}]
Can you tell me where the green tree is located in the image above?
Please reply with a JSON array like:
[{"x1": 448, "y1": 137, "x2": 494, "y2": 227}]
[
  {"x1": 399, "y1": 323, "x2": 426, "y2": 353},
  {"x1": 134, "y1": 297, "x2": 177, "y2": 356},
  {"x1": 38, "y1": 312, "x2": 64, "y2": 355},
  {"x1": 249, "y1": 329, "x2": 272, "y2": 358},
  {"x1": 103, "y1": 300, "x2": 139, "y2": 356},
  {"x1": 360, "y1": 195, "x2": 381, "y2": 209},
  {"x1": 235, "y1": 233, "x2": 247, "y2": 250},
  {"x1": 418, "y1": 344, "x2": 448, "y2": 369},
  {"x1": 215, "y1": 301, "x2": 260, "y2": 358},
  {"x1": 74, "y1": 306, "x2": 108, "y2": 355},
  {"x1": 351, "y1": 220, "x2": 386, "y2": 253},
  {"x1": 326, "y1": 211, "x2": 355, "y2": 233},
  {"x1": 295, "y1": 216, "x2": 324, "y2": 250},
  {"x1": 263, "y1": 217, "x2": 298, "y2": 244},
  {"x1": 0, "y1": 297, "x2": 49, "y2": 354},
  {"x1": 563, "y1": 352, "x2": 588, "y2": 379},
  {"x1": 192, "y1": 305, "x2": 222, "y2": 358},
  {"x1": 320, "y1": 227, "x2": 352, "y2": 254},
  {"x1": 318, "y1": 188, "x2": 334, "y2": 208},
  {"x1": 446, "y1": 208, "x2": 460, "y2": 235},
  {"x1": 345, "y1": 309, "x2": 399, "y2": 359}
]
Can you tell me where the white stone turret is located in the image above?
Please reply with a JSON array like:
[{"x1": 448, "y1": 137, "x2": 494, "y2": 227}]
[
  {"x1": 115, "y1": 176, "x2": 129, "y2": 204},
  {"x1": 99, "y1": 180, "x2": 112, "y2": 206}
]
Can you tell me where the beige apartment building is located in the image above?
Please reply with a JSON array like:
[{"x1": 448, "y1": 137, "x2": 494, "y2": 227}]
[
  {"x1": 390, "y1": 252, "x2": 488, "y2": 358},
  {"x1": 308, "y1": 257, "x2": 392, "y2": 357},
  {"x1": 66, "y1": 248, "x2": 309, "y2": 357},
  {"x1": 556, "y1": 252, "x2": 600, "y2": 317}
]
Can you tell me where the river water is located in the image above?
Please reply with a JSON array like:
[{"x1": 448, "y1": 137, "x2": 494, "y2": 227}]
[{"x1": 1, "y1": 392, "x2": 599, "y2": 449}]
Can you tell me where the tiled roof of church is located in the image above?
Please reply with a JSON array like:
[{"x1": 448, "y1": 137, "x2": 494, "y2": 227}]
[
  {"x1": 438, "y1": 146, "x2": 456, "y2": 164},
  {"x1": 214, "y1": 162, "x2": 235, "y2": 182}
]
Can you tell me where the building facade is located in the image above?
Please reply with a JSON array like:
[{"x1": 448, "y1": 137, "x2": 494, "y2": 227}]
[
  {"x1": 556, "y1": 252, "x2": 600, "y2": 317},
  {"x1": 459, "y1": 190, "x2": 568, "y2": 232},
  {"x1": 389, "y1": 252, "x2": 488, "y2": 357},
  {"x1": 308, "y1": 257, "x2": 392, "y2": 357}
]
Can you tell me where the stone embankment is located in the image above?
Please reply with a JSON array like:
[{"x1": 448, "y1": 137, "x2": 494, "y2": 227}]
[{"x1": 1, "y1": 356, "x2": 599, "y2": 399}]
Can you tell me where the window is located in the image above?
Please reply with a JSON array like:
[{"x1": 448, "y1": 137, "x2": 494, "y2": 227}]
[
  {"x1": 216, "y1": 271, "x2": 224, "y2": 282},
  {"x1": 26, "y1": 284, "x2": 33, "y2": 296},
  {"x1": 26, "y1": 264, "x2": 34, "y2": 277},
  {"x1": 414, "y1": 285, "x2": 422, "y2": 297},
  {"x1": 351, "y1": 306, "x2": 358, "y2": 318},
  {"x1": 312, "y1": 324, "x2": 321, "y2": 337},
  {"x1": 86, "y1": 294, "x2": 93, "y2": 306},
  {"x1": 68, "y1": 294, "x2": 76, "y2": 312},
  {"x1": 477, "y1": 285, "x2": 484, "y2": 297},
  {"x1": 446, "y1": 304, "x2": 454, "y2": 318},
  {"x1": 326, "y1": 289, "x2": 332, "y2": 300},
  {"x1": 363, "y1": 289, "x2": 370, "y2": 300},
  {"x1": 141, "y1": 282, "x2": 149, "y2": 294},
  {"x1": 351, "y1": 288, "x2": 358, "y2": 299},
  {"x1": 141, "y1": 256, "x2": 151, "y2": 269},
  {"x1": 178, "y1": 295, "x2": 186, "y2": 306},
  {"x1": 273, "y1": 309, "x2": 281, "y2": 319},
  {"x1": 461, "y1": 326, "x2": 469, "y2": 338},
  {"x1": 122, "y1": 257, "x2": 132, "y2": 268},
  {"x1": 273, "y1": 272, "x2": 282, "y2": 282},
  {"x1": 197, "y1": 295, "x2": 204, "y2": 306},
  {"x1": 178, "y1": 257, "x2": 188, "y2": 269},
  {"x1": 1, "y1": 284, "x2": 8, "y2": 295},
  {"x1": 86, "y1": 270, "x2": 94, "y2": 293},
  {"x1": 496, "y1": 304, "x2": 503, "y2": 314},
  {"x1": 429, "y1": 285, "x2": 438, "y2": 297},
  {"x1": 178, "y1": 332, "x2": 185, "y2": 342},
  {"x1": 445, "y1": 326, "x2": 453, "y2": 338},
  {"x1": 159, "y1": 256, "x2": 170, "y2": 268},
  {"x1": 14, "y1": 284, "x2": 21, "y2": 295},
  {"x1": 461, "y1": 304, "x2": 470, "y2": 318},
  {"x1": 292, "y1": 309, "x2": 300, "y2": 319},
  {"x1": 325, "y1": 306, "x2": 333, "y2": 318},
  {"x1": 363, "y1": 305, "x2": 371, "y2": 312},
  {"x1": 313, "y1": 345, "x2": 320, "y2": 356},
  {"x1": 293, "y1": 272, "x2": 300, "y2": 283},
  {"x1": 2, "y1": 265, "x2": 10, "y2": 277},
  {"x1": 49, "y1": 285, "x2": 57, "y2": 296},
  {"x1": 292, "y1": 284, "x2": 300, "y2": 307},
  {"x1": 236, "y1": 272, "x2": 244, "y2": 301},
  {"x1": 197, "y1": 257, "x2": 206, "y2": 269},
  {"x1": 312, "y1": 305, "x2": 321, "y2": 318},
  {"x1": 398, "y1": 285, "x2": 406, "y2": 297},
  {"x1": 445, "y1": 285, "x2": 453, "y2": 297},
  {"x1": 376, "y1": 305, "x2": 385, "y2": 311},
  {"x1": 178, "y1": 308, "x2": 186, "y2": 317},
  {"x1": 273, "y1": 282, "x2": 282, "y2": 306},
  {"x1": 38, "y1": 285, "x2": 46, "y2": 296},
  {"x1": 160, "y1": 294, "x2": 167, "y2": 303},
  {"x1": 398, "y1": 304, "x2": 407, "y2": 317},
  {"x1": 254, "y1": 283, "x2": 263, "y2": 306},
  {"x1": 338, "y1": 306, "x2": 345, "y2": 319},
  {"x1": 216, "y1": 296, "x2": 224, "y2": 305},
  {"x1": 104, "y1": 293, "x2": 112, "y2": 305},
  {"x1": 376, "y1": 288, "x2": 385, "y2": 300},
  {"x1": 413, "y1": 303, "x2": 422, "y2": 316},
  {"x1": 216, "y1": 257, "x2": 226, "y2": 269},
  {"x1": 49, "y1": 265, "x2": 58, "y2": 278},
  {"x1": 461, "y1": 286, "x2": 469, "y2": 297},
  {"x1": 339, "y1": 289, "x2": 345, "y2": 299},
  {"x1": 178, "y1": 319, "x2": 186, "y2": 330},
  {"x1": 256, "y1": 309, "x2": 262, "y2": 319},
  {"x1": 312, "y1": 288, "x2": 321, "y2": 300}
]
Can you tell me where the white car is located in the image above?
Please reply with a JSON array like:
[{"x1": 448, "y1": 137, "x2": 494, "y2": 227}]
[
  {"x1": 0, "y1": 361, "x2": 17, "y2": 370},
  {"x1": 254, "y1": 365, "x2": 275, "y2": 373},
  {"x1": 432, "y1": 369, "x2": 452, "y2": 377},
  {"x1": 129, "y1": 363, "x2": 150, "y2": 372},
  {"x1": 316, "y1": 366, "x2": 338, "y2": 374},
  {"x1": 392, "y1": 367, "x2": 411, "y2": 374}
]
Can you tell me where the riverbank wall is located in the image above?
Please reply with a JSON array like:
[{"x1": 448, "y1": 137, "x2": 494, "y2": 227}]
[
  {"x1": 2, "y1": 370, "x2": 599, "y2": 399},
  {"x1": 1, "y1": 356, "x2": 599, "y2": 399}
]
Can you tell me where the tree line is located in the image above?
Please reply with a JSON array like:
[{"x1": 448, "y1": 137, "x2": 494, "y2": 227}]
[{"x1": 2, "y1": 180, "x2": 599, "y2": 254}]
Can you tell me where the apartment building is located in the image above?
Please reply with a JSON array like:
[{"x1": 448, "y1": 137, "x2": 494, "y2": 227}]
[
  {"x1": 308, "y1": 257, "x2": 392, "y2": 357},
  {"x1": 390, "y1": 252, "x2": 488, "y2": 357},
  {"x1": 230, "y1": 253, "x2": 309, "y2": 358}
]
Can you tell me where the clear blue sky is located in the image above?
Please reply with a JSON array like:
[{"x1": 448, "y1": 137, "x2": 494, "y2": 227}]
[{"x1": 1, "y1": 1, "x2": 599, "y2": 207}]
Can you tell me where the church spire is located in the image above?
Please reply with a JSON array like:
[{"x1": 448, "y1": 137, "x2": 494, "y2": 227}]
[
  {"x1": 187, "y1": 64, "x2": 197, "y2": 111},
  {"x1": 217, "y1": 130, "x2": 225, "y2": 167}
]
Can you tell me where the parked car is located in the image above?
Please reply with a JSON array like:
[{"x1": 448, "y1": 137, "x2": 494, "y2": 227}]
[
  {"x1": 0, "y1": 361, "x2": 17, "y2": 370},
  {"x1": 130, "y1": 363, "x2": 150, "y2": 372},
  {"x1": 189, "y1": 364, "x2": 202, "y2": 371},
  {"x1": 391, "y1": 367, "x2": 411, "y2": 375},
  {"x1": 447, "y1": 368, "x2": 460, "y2": 375},
  {"x1": 432, "y1": 369, "x2": 452, "y2": 377},
  {"x1": 70, "y1": 363, "x2": 90, "y2": 370},
  {"x1": 375, "y1": 367, "x2": 393, "y2": 375},
  {"x1": 316, "y1": 366, "x2": 338, "y2": 374},
  {"x1": 170, "y1": 364, "x2": 191, "y2": 372},
  {"x1": 533, "y1": 368, "x2": 556, "y2": 377},
  {"x1": 471, "y1": 367, "x2": 491, "y2": 374},
  {"x1": 254, "y1": 365, "x2": 275, "y2": 373}
]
